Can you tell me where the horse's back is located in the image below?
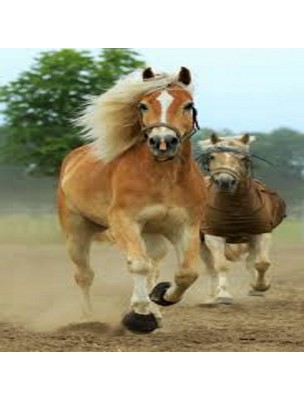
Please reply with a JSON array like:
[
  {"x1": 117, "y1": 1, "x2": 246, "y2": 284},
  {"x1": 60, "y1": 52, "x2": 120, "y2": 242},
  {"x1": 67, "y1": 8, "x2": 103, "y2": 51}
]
[{"x1": 253, "y1": 180, "x2": 287, "y2": 231}]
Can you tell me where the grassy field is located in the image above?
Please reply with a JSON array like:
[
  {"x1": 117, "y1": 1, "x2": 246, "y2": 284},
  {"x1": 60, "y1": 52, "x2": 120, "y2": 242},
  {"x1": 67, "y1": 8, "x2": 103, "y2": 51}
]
[
  {"x1": 272, "y1": 218, "x2": 304, "y2": 243},
  {"x1": 0, "y1": 213, "x2": 302, "y2": 245},
  {"x1": 0, "y1": 214, "x2": 61, "y2": 244}
]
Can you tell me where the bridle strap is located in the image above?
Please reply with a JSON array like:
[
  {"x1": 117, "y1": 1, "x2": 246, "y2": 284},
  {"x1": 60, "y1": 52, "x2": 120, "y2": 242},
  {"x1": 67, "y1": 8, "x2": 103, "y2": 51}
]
[
  {"x1": 196, "y1": 146, "x2": 252, "y2": 177},
  {"x1": 140, "y1": 106, "x2": 200, "y2": 143},
  {"x1": 142, "y1": 122, "x2": 182, "y2": 140},
  {"x1": 210, "y1": 167, "x2": 241, "y2": 180}
]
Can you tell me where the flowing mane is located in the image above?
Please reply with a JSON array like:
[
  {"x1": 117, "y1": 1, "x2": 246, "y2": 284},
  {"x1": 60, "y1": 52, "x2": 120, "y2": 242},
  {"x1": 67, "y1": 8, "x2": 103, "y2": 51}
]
[{"x1": 76, "y1": 70, "x2": 193, "y2": 162}]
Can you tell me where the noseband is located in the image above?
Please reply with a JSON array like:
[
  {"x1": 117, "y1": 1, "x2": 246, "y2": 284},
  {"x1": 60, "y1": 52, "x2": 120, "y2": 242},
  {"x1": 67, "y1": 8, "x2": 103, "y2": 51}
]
[
  {"x1": 196, "y1": 146, "x2": 252, "y2": 178},
  {"x1": 140, "y1": 105, "x2": 200, "y2": 143}
]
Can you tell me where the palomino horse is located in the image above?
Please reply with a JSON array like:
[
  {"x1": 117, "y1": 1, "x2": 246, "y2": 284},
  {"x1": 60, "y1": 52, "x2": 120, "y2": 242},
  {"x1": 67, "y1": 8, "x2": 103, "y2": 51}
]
[
  {"x1": 57, "y1": 67, "x2": 206, "y2": 333},
  {"x1": 196, "y1": 133, "x2": 286, "y2": 304}
]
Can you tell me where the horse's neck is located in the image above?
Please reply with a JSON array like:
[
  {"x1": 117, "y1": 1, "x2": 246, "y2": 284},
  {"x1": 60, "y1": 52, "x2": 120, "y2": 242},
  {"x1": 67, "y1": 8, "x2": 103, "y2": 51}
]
[{"x1": 208, "y1": 178, "x2": 259, "y2": 211}]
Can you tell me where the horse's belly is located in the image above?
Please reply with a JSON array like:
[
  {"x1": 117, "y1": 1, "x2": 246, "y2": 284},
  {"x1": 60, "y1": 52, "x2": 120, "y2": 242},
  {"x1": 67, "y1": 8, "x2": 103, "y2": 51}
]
[{"x1": 139, "y1": 205, "x2": 188, "y2": 234}]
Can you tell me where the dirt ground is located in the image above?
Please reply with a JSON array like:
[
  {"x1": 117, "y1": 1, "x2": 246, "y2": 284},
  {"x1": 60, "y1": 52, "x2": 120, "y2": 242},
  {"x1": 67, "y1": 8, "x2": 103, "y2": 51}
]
[{"x1": 0, "y1": 241, "x2": 303, "y2": 352}]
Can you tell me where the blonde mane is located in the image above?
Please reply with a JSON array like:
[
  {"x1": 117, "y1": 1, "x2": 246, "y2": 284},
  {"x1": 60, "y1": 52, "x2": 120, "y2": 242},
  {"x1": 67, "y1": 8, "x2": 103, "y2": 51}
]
[{"x1": 76, "y1": 70, "x2": 193, "y2": 162}]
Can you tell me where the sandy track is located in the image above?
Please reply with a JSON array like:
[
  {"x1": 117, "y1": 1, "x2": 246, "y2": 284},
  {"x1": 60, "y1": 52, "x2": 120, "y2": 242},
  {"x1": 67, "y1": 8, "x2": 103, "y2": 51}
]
[{"x1": 0, "y1": 242, "x2": 303, "y2": 351}]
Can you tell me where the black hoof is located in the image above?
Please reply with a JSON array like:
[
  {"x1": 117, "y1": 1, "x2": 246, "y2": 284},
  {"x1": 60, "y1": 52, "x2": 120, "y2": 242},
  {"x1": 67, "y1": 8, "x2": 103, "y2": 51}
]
[
  {"x1": 150, "y1": 282, "x2": 176, "y2": 306},
  {"x1": 122, "y1": 311, "x2": 158, "y2": 334}
]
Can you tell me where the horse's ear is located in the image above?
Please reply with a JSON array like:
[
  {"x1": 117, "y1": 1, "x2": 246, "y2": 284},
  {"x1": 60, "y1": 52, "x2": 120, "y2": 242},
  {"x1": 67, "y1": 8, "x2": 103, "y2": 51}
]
[
  {"x1": 143, "y1": 67, "x2": 155, "y2": 80},
  {"x1": 210, "y1": 132, "x2": 220, "y2": 144},
  {"x1": 178, "y1": 67, "x2": 191, "y2": 85},
  {"x1": 239, "y1": 133, "x2": 250, "y2": 144}
]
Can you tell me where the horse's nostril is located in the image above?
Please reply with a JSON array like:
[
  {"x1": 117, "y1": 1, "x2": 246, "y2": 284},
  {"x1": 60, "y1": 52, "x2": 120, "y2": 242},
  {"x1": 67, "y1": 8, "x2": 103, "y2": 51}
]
[
  {"x1": 149, "y1": 137, "x2": 156, "y2": 146},
  {"x1": 164, "y1": 135, "x2": 179, "y2": 147},
  {"x1": 170, "y1": 137, "x2": 179, "y2": 146}
]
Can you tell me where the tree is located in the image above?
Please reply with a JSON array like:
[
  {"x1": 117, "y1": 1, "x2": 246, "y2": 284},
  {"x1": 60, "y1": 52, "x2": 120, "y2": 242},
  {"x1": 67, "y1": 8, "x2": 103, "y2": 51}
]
[
  {"x1": 0, "y1": 48, "x2": 145, "y2": 175},
  {"x1": 251, "y1": 128, "x2": 304, "y2": 209}
]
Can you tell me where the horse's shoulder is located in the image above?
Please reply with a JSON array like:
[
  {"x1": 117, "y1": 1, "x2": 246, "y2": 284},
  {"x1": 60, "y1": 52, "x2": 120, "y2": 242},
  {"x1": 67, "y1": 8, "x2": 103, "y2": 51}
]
[{"x1": 252, "y1": 179, "x2": 280, "y2": 196}]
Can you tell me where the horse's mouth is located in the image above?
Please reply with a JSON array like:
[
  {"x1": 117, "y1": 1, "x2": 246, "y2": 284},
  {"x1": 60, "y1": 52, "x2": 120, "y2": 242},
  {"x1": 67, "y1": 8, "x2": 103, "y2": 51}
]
[{"x1": 154, "y1": 155, "x2": 176, "y2": 162}]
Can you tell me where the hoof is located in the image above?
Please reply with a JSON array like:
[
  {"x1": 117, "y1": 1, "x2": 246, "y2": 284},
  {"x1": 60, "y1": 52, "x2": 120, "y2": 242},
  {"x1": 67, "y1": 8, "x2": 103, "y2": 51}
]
[
  {"x1": 251, "y1": 283, "x2": 271, "y2": 293},
  {"x1": 122, "y1": 311, "x2": 159, "y2": 334},
  {"x1": 216, "y1": 297, "x2": 234, "y2": 305},
  {"x1": 150, "y1": 282, "x2": 176, "y2": 306}
]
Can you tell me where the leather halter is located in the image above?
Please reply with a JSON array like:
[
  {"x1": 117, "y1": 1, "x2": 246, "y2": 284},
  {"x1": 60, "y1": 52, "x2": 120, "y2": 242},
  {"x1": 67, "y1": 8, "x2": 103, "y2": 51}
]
[
  {"x1": 140, "y1": 106, "x2": 200, "y2": 143},
  {"x1": 196, "y1": 146, "x2": 252, "y2": 177},
  {"x1": 209, "y1": 167, "x2": 241, "y2": 181}
]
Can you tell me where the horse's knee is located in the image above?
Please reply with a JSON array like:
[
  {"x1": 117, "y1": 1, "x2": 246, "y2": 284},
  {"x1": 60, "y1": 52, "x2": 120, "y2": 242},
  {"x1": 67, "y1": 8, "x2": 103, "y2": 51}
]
[
  {"x1": 127, "y1": 258, "x2": 151, "y2": 275},
  {"x1": 74, "y1": 269, "x2": 94, "y2": 288}
]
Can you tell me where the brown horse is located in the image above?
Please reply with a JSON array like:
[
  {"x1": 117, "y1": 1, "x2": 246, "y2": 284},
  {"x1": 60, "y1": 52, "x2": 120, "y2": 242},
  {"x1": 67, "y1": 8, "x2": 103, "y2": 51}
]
[
  {"x1": 57, "y1": 67, "x2": 206, "y2": 333},
  {"x1": 197, "y1": 133, "x2": 286, "y2": 303}
]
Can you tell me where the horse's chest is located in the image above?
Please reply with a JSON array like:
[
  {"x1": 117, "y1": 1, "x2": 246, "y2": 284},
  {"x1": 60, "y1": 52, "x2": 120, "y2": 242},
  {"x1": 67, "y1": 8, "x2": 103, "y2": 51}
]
[{"x1": 138, "y1": 204, "x2": 188, "y2": 230}]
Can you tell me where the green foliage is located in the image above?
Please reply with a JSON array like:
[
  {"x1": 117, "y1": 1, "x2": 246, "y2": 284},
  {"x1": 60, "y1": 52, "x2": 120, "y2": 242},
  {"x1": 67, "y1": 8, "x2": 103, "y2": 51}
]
[
  {"x1": 0, "y1": 48, "x2": 145, "y2": 175},
  {"x1": 251, "y1": 128, "x2": 304, "y2": 210}
]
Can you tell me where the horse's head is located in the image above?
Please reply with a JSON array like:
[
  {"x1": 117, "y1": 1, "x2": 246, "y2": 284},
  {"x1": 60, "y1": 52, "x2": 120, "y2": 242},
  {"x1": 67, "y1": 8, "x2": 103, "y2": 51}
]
[
  {"x1": 138, "y1": 67, "x2": 199, "y2": 161},
  {"x1": 199, "y1": 133, "x2": 253, "y2": 192}
]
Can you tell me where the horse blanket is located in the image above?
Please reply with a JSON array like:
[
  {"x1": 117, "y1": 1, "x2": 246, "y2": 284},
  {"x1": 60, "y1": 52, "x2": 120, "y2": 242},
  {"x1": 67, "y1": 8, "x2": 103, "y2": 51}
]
[{"x1": 201, "y1": 179, "x2": 286, "y2": 243}]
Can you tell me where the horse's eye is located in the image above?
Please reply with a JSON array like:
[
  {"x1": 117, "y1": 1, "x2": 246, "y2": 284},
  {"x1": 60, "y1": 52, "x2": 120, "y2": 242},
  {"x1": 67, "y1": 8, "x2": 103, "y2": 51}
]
[
  {"x1": 138, "y1": 103, "x2": 148, "y2": 112},
  {"x1": 209, "y1": 154, "x2": 215, "y2": 161},
  {"x1": 184, "y1": 102, "x2": 194, "y2": 111}
]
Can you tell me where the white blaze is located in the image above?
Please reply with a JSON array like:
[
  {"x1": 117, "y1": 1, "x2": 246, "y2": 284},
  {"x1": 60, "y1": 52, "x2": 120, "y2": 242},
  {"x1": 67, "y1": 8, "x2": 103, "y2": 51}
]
[{"x1": 157, "y1": 90, "x2": 174, "y2": 124}]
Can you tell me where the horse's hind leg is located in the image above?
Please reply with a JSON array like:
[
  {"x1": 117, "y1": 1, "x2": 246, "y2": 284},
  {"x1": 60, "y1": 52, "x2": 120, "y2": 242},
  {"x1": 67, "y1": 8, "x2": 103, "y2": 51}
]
[
  {"x1": 58, "y1": 197, "x2": 95, "y2": 318},
  {"x1": 247, "y1": 233, "x2": 272, "y2": 295},
  {"x1": 200, "y1": 242, "x2": 218, "y2": 303},
  {"x1": 67, "y1": 226, "x2": 95, "y2": 318}
]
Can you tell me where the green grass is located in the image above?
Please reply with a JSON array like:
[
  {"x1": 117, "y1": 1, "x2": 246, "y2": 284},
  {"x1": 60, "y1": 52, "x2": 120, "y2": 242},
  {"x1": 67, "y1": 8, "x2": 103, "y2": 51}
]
[
  {"x1": 273, "y1": 218, "x2": 304, "y2": 244},
  {"x1": 0, "y1": 213, "x2": 62, "y2": 244},
  {"x1": 0, "y1": 213, "x2": 303, "y2": 245}
]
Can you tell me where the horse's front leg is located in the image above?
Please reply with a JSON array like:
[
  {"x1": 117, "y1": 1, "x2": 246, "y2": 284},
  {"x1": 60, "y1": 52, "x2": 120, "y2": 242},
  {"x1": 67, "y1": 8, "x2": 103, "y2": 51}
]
[
  {"x1": 109, "y1": 209, "x2": 159, "y2": 334},
  {"x1": 150, "y1": 224, "x2": 200, "y2": 306},
  {"x1": 247, "y1": 233, "x2": 272, "y2": 295},
  {"x1": 144, "y1": 234, "x2": 168, "y2": 326},
  {"x1": 204, "y1": 235, "x2": 233, "y2": 304}
]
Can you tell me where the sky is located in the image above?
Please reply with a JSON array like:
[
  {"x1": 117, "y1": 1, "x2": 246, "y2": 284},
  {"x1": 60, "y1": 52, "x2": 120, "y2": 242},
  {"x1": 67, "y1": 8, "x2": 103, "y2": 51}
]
[{"x1": 1, "y1": 48, "x2": 304, "y2": 132}]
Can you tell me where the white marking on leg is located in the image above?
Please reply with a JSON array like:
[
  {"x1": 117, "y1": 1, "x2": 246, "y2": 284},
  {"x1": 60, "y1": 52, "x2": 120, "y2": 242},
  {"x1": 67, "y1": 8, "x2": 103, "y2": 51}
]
[
  {"x1": 205, "y1": 235, "x2": 233, "y2": 300},
  {"x1": 246, "y1": 245, "x2": 257, "y2": 281},
  {"x1": 131, "y1": 274, "x2": 151, "y2": 315},
  {"x1": 217, "y1": 272, "x2": 232, "y2": 299}
]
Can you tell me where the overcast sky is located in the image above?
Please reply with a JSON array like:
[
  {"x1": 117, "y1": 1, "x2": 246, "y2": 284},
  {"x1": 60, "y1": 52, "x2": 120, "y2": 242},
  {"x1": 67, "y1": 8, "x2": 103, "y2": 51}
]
[{"x1": 1, "y1": 48, "x2": 304, "y2": 132}]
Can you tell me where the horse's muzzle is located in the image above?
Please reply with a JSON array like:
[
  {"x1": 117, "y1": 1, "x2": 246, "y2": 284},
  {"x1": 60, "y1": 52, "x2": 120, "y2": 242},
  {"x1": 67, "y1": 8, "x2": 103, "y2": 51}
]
[
  {"x1": 147, "y1": 132, "x2": 180, "y2": 160},
  {"x1": 212, "y1": 173, "x2": 238, "y2": 191}
]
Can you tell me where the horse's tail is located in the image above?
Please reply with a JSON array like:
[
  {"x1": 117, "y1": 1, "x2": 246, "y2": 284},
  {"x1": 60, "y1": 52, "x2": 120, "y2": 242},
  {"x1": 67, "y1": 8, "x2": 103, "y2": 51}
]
[{"x1": 224, "y1": 243, "x2": 249, "y2": 261}]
